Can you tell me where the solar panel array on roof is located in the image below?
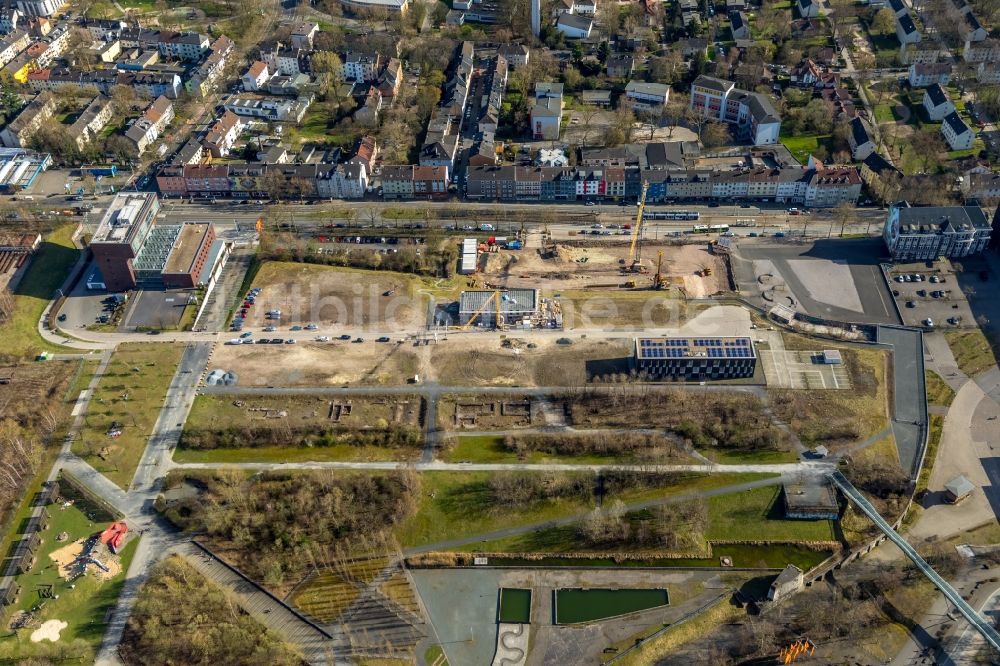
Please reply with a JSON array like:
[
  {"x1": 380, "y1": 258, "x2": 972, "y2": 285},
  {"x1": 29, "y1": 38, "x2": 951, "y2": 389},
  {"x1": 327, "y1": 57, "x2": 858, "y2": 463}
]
[{"x1": 637, "y1": 337, "x2": 755, "y2": 360}]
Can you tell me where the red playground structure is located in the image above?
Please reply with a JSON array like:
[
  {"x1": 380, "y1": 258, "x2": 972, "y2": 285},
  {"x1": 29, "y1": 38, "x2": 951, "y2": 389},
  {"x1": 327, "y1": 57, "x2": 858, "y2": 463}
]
[{"x1": 99, "y1": 521, "x2": 128, "y2": 554}]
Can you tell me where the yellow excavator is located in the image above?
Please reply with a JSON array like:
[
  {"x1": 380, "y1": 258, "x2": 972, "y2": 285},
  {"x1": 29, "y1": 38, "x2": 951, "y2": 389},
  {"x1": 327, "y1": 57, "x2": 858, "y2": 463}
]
[{"x1": 622, "y1": 182, "x2": 649, "y2": 274}]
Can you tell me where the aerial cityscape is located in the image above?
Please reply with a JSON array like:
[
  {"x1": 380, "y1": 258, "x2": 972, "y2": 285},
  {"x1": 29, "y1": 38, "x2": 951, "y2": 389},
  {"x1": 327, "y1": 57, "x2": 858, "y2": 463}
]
[{"x1": 0, "y1": 0, "x2": 999, "y2": 662}]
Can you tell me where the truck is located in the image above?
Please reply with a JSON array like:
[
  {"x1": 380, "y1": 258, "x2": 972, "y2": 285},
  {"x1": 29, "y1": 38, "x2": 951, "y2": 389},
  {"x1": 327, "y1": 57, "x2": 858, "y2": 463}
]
[{"x1": 506, "y1": 240, "x2": 523, "y2": 250}]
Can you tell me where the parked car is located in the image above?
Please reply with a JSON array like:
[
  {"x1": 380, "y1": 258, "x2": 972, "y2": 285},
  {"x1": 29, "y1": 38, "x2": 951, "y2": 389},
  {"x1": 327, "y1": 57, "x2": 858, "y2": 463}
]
[
  {"x1": 340, "y1": 334, "x2": 353, "y2": 340},
  {"x1": 240, "y1": 332, "x2": 253, "y2": 338},
  {"x1": 286, "y1": 339, "x2": 297, "y2": 344},
  {"x1": 290, "y1": 325, "x2": 302, "y2": 331},
  {"x1": 264, "y1": 325, "x2": 276, "y2": 332},
  {"x1": 353, "y1": 337, "x2": 365, "y2": 343},
  {"x1": 304, "y1": 323, "x2": 318, "y2": 330},
  {"x1": 377, "y1": 336, "x2": 391, "y2": 342}
]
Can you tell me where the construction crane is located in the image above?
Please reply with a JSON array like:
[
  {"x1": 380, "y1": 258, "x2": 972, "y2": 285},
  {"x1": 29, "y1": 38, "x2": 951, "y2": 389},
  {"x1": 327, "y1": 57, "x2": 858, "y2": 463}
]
[
  {"x1": 623, "y1": 181, "x2": 649, "y2": 273},
  {"x1": 458, "y1": 289, "x2": 505, "y2": 330},
  {"x1": 652, "y1": 250, "x2": 666, "y2": 290}
]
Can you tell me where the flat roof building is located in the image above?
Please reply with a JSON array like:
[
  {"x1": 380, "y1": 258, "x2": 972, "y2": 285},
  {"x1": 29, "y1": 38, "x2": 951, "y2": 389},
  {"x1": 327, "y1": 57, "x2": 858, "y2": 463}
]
[
  {"x1": 634, "y1": 336, "x2": 757, "y2": 380},
  {"x1": 90, "y1": 192, "x2": 161, "y2": 291},
  {"x1": 783, "y1": 482, "x2": 839, "y2": 520},
  {"x1": 161, "y1": 222, "x2": 216, "y2": 288},
  {"x1": 458, "y1": 288, "x2": 538, "y2": 328}
]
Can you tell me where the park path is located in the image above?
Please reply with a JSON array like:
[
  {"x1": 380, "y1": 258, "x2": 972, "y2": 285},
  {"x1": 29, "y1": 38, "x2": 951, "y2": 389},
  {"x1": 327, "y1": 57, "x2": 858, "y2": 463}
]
[{"x1": 172, "y1": 460, "x2": 834, "y2": 475}]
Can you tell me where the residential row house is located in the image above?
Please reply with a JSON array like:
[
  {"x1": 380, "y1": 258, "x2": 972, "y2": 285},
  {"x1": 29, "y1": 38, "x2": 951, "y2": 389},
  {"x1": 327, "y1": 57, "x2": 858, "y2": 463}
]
[
  {"x1": 202, "y1": 110, "x2": 244, "y2": 158},
  {"x1": 68, "y1": 94, "x2": 113, "y2": 150},
  {"x1": 941, "y1": 111, "x2": 974, "y2": 151},
  {"x1": 0, "y1": 29, "x2": 28, "y2": 68},
  {"x1": 0, "y1": 90, "x2": 54, "y2": 147},
  {"x1": 908, "y1": 62, "x2": 951, "y2": 87},
  {"x1": 381, "y1": 165, "x2": 449, "y2": 200},
  {"x1": 689, "y1": 75, "x2": 781, "y2": 145},
  {"x1": 124, "y1": 95, "x2": 174, "y2": 154},
  {"x1": 27, "y1": 67, "x2": 182, "y2": 97},
  {"x1": 418, "y1": 42, "x2": 473, "y2": 171},
  {"x1": 478, "y1": 54, "x2": 507, "y2": 135},
  {"x1": 530, "y1": 81, "x2": 563, "y2": 140},
  {"x1": 465, "y1": 158, "x2": 861, "y2": 207},
  {"x1": 185, "y1": 34, "x2": 234, "y2": 97},
  {"x1": 963, "y1": 38, "x2": 1000, "y2": 63},
  {"x1": 118, "y1": 28, "x2": 209, "y2": 61}
]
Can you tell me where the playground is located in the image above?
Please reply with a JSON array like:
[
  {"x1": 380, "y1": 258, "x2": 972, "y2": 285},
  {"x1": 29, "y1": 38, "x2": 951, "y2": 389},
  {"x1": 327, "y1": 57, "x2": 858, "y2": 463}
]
[{"x1": 0, "y1": 492, "x2": 136, "y2": 660}]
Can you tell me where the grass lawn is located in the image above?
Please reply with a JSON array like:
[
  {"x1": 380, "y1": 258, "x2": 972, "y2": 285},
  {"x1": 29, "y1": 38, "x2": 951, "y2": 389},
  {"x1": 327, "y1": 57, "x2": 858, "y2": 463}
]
[
  {"x1": 72, "y1": 343, "x2": 185, "y2": 489},
  {"x1": 439, "y1": 474, "x2": 780, "y2": 553},
  {"x1": 707, "y1": 485, "x2": 836, "y2": 542},
  {"x1": 779, "y1": 133, "x2": 833, "y2": 164},
  {"x1": 873, "y1": 103, "x2": 896, "y2": 124},
  {"x1": 424, "y1": 644, "x2": 449, "y2": 666},
  {"x1": 924, "y1": 370, "x2": 956, "y2": 407},
  {"x1": 945, "y1": 329, "x2": 998, "y2": 377},
  {"x1": 173, "y1": 443, "x2": 418, "y2": 463},
  {"x1": 915, "y1": 414, "x2": 944, "y2": 494},
  {"x1": 440, "y1": 434, "x2": 696, "y2": 465},
  {"x1": 394, "y1": 471, "x2": 596, "y2": 548},
  {"x1": 0, "y1": 501, "x2": 138, "y2": 660},
  {"x1": 0, "y1": 225, "x2": 79, "y2": 358},
  {"x1": 698, "y1": 448, "x2": 800, "y2": 464},
  {"x1": 605, "y1": 593, "x2": 742, "y2": 666}
]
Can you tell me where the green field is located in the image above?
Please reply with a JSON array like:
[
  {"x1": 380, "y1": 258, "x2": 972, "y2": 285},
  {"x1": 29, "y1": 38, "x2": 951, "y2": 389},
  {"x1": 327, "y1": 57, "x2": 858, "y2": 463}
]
[
  {"x1": 0, "y1": 225, "x2": 79, "y2": 357},
  {"x1": 945, "y1": 329, "x2": 998, "y2": 377},
  {"x1": 0, "y1": 501, "x2": 137, "y2": 661},
  {"x1": 924, "y1": 370, "x2": 956, "y2": 407},
  {"x1": 779, "y1": 133, "x2": 834, "y2": 164},
  {"x1": 173, "y1": 443, "x2": 419, "y2": 463},
  {"x1": 555, "y1": 588, "x2": 668, "y2": 624},
  {"x1": 394, "y1": 472, "x2": 596, "y2": 548},
  {"x1": 707, "y1": 485, "x2": 835, "y2": 541},
  {"x1": 396, "y1": 472, "x2": 779, "y2": 549},
  {"x1": 498, "y1": 588, "x2": 532, "y2": 623},
  {"x1": 73, "y1": 344, "x2": 185, "y2": 489},
  {"x1": 441, "y1": 435, "x2": 693, "y2": 465}
]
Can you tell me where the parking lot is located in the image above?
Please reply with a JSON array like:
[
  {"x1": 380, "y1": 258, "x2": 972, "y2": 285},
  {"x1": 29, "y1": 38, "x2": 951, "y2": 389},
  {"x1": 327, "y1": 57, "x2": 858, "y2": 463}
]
[
  {"x1": 757, "y1": 331, "x2": 852, "y2": 389},
  {"x1": 888, "y1": 262, "x2": 975, "y2": 329},
  {"x1": 122, "y1": 288, "x2": 193, "y2": 330},
  {"x1": 57, "y1": 276, "x2": 115, "y2": 330}
]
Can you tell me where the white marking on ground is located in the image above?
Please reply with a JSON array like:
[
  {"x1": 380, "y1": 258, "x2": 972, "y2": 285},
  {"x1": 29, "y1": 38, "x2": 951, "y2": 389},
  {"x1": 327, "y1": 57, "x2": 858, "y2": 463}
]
[{"x1": 787, "y1": 259, "x2": 864, "y2": 313}]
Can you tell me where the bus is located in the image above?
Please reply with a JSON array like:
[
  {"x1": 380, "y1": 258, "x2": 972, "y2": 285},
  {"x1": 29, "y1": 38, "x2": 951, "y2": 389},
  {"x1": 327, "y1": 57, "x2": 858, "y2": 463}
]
[
  {"x1": 690, "y1": 224, "x2": 710, "y2": 233},
  {"x1": 709, "y1": 224, "x2": 729, "y2": 233},
  {"x1": 643, "y1": 210, "x2": 701, "y2": 221}
]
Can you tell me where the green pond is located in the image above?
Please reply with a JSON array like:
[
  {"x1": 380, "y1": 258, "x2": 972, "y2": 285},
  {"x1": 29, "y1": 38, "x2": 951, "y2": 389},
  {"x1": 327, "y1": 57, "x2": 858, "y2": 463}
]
[
  {"x1": 498, "y1": 588, "x2": 532, "y2": 623},
  {"x1": 555, "y1": 588, "x2": 669, "y2": 624}
]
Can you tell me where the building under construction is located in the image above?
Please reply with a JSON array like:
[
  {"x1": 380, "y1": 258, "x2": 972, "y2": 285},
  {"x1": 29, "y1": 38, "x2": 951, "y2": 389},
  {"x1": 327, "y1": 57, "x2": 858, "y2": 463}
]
[{"x1": 458, "y1": 289, "x2": 540, "y2": 328}]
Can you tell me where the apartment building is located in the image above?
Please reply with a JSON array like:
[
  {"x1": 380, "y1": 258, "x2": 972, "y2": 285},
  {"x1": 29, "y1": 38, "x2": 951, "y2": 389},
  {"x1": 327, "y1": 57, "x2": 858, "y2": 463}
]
[
  {"x1": 940, "y1": 110, "x2": 973, "y2": 150},
  {"x1": 68, "y1": 95, "x2": 113, "y2": 150},
  {"x1": 0, "y1": 91, "x2": 54, "y2": 147},
  {"x1": 124, "y1": 95, "x2": 174, "y2": 154},
  {"x1": 689, "y1": 75, "x2": 781, "y2": 145},
  {"x1": 202, "y1": 110, "x2": 244, "y2": 157},
  {"x1": 883, "y1": 202, "x2": 991, "y2": 260}
]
